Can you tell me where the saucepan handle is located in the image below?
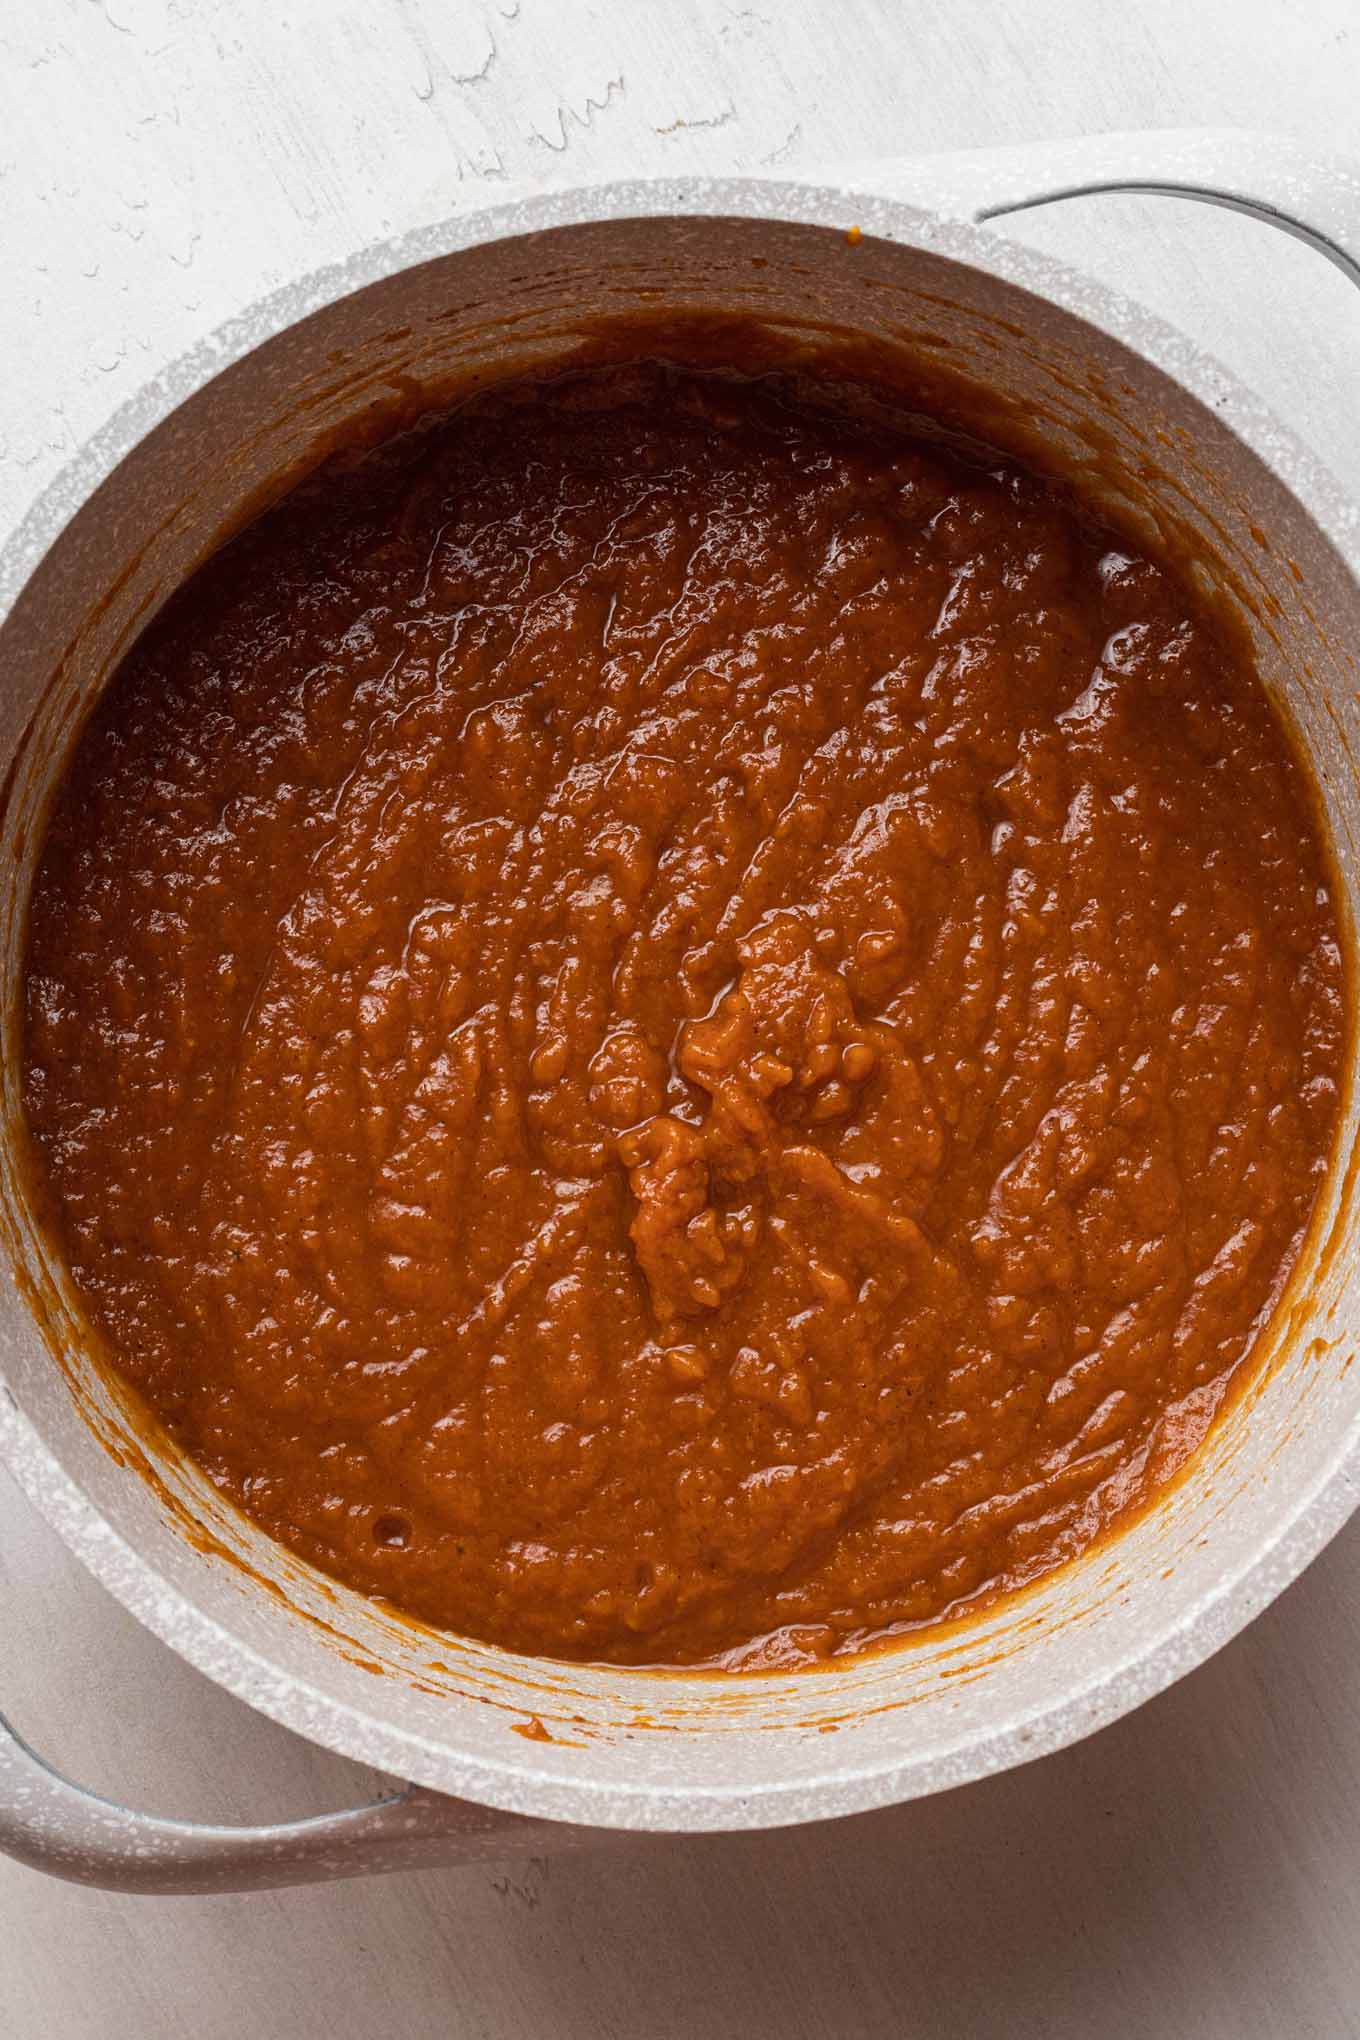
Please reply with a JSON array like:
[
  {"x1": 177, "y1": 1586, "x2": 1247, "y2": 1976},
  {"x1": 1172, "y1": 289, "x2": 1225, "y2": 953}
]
[
  {"x1": 847, "y1": 127, "x2": 1360, "y2": 288},
  {"x1": 0, "y1": 1701, "x2": 588, "y2": 1894}
]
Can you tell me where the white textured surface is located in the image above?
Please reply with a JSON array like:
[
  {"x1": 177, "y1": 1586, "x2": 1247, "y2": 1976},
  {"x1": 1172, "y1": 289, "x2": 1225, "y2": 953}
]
[{"x1": 4, "y1": 1, "x2": 1360, "y2": 2034}]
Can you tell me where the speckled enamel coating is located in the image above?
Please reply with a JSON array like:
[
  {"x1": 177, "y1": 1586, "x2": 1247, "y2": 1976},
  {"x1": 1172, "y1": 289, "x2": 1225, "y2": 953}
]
[{"x1": 1, "y1": 128, "x2": 1359, "y2": 1891}]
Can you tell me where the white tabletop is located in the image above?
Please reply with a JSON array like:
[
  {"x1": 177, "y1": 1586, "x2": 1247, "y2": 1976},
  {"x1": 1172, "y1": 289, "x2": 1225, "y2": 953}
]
[{"x1": 4, "y1": 3, "x2": 1360, "y2": 2034}]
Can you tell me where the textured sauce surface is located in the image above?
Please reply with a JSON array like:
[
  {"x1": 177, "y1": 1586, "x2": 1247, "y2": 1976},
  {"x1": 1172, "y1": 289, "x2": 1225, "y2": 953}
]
[{"x1": 23, "y1": 364, "x2": 1345, "y2": 1667}]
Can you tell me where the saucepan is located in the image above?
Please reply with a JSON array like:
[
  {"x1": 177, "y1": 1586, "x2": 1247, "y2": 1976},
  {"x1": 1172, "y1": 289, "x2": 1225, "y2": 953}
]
[{"x1": 2, "y1": 129, "x2": 1359, "y2": 1895}]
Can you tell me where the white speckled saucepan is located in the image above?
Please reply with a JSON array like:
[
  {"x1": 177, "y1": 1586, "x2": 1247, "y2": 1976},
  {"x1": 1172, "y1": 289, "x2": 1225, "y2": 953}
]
[{"x1": 1, "y1": 130, "x2": 1359, "y2": 1894}]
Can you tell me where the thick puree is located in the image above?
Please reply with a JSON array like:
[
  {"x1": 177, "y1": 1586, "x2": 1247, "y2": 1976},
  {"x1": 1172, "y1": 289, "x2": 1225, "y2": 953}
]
[{"x1": 23, "y1": 362, "x2": 1345, "y2": 1667}]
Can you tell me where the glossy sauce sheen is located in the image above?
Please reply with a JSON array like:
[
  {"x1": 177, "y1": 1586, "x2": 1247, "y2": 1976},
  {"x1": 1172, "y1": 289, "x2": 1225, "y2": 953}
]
[{"x1": 23, "y1": 364, "x2": 1345, "y2": 1667}]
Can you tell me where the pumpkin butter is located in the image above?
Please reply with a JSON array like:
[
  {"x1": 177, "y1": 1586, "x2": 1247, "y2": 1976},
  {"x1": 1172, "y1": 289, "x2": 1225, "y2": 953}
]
[{"x1": 22, "y1": 361, "x2": 1345, "y2": 1667}]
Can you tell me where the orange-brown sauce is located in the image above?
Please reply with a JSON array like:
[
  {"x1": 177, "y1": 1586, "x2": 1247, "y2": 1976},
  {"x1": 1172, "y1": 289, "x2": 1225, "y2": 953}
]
[{"x1": 22, "y1": 362, "x2": 1345, "y2": 1667}]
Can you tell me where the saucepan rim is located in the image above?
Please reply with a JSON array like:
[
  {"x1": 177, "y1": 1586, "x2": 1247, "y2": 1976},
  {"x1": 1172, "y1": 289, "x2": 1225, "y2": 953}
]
[{"x1": 2, "y1": 171, "x2": 1359, "y2": 1831}]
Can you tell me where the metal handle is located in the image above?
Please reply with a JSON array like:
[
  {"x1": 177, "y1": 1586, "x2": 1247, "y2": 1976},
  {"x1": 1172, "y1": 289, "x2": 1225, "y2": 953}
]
[
  {"x1": 845, "y1": 126, "x2": 1360, "y2": 289},
  {"x1": 0, "y1": 1704, "x2": 592, "y2": 1894}
]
